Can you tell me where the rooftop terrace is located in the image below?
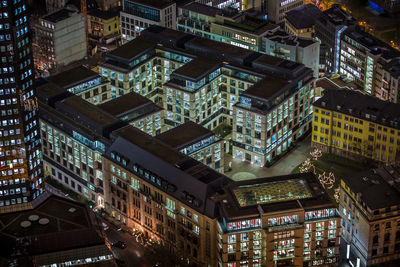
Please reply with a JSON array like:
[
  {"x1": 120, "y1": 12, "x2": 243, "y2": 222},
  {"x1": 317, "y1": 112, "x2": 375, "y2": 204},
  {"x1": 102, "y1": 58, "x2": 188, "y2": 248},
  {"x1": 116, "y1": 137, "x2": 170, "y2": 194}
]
[{"x1": 232, "y1": 179, "x2": 313, "y2": 207}]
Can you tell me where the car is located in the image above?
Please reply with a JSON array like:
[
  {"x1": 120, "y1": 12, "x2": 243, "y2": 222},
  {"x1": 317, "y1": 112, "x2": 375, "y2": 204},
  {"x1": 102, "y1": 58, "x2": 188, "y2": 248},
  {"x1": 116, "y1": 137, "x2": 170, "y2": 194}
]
[{"x1": 112, "y1": 241, "x2": 127, "y2": 249}]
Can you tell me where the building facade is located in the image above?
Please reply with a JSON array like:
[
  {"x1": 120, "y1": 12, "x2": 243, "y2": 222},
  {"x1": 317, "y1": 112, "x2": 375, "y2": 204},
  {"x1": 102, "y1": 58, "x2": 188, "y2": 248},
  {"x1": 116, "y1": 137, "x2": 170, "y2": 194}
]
[
  {"x1": 33, "y1": 8, "x2": 87, "y2": 73},
  {"x1": 380, "y1": 59, "x2": 400, "y2": 103},
  {"x1": 315, "y1": 4, "x2": 356, "y2": 74},
  {"x1": 339, "y1": 27, "x2": 400, "y2": 96},
  {"x1": 312, "y1": 90, "x2": 400, "y2": 164},
  {"x1": 177, "y1": 3, "x2": 320, "y2": 77},
  {"x1": 0, "y1": 0, "x2": 44, "y2": 213},
  {"x1": 266, "y1": 0, "x2": 304, "y2": 24},
  {"x1": 87, "y1": 8, "x2": 121, "y2": 46},
  {"x1": 156, "y1": 121, "x2": 225, "y2": 173},
  {"x1": 120, "y1": 0, "x2": 176, "y2": 42},
  {"x1": 339, "y1": 164, "x2": 400, "y2": 266}
]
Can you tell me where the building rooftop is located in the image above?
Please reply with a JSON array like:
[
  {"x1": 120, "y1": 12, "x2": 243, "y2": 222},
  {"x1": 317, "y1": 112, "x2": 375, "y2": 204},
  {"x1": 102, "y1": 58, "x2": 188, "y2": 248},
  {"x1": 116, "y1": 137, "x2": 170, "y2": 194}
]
[
  {"x1": 0, "y1": 195, "x2": 107, "y2": 258},
  {"x1": 107, "y1": 37, "x2": 155, "y2": 61},
  {"x1": 285, "y1": 4, "x2": 322, "y2": 30},
  {"x1": 59, "y1": 95, "x2": 120, "y2": 128},
  {"x1": 315, "y1": 77, "x2": 352, "y2": 91},
  {"x1": 314, "y1": 90, "x2": 400, "y2": 129},
  {"x1": 243, "y1": 75, "x2": 290, "y2": 100},
  {"x1": 181, "y1": 2, "x2": 221, "y2": 17},
  {"x1": 156, "y1": 121, "x2": 215, "y2": 149},
  {"x1": 342, "y1": 164, "x2": 400, "y2": 210},
  {"x1": 265, "y1": 28, "x2": 317, "y2": 48},
  {"x1": 218, "y1": 173, "x2": 336, "y2": 220},
  {"x1": 221, "y1": 15, "x2": 278, "y2": 35},
  {"x1": 343, "y1": 27, "x2": 400, "y2": 60},
  {"x1": 232, "y1": 178, "x2": 313, "y2": 207},
  {"x1": 42, "y1": 8, "x2": 76, "y2": 23},
  {"x1": 99, "y1": 92, "x2": 155, "y2": 117},
  {"x1": 47, "y1": 66, "x2": 100, "y2": 89},
  {"x1": 88, "y1": 7, "x2": 121, "y2": 20},
  {"x1": 172, "y1": 56, "x2": 222, "y2": 81},
  {"x1": 318, "y1": 4, "x2": 355, "y2": 27},
  {"x1": 126, "y1": 0, "x2": 175, "y2": 9}
]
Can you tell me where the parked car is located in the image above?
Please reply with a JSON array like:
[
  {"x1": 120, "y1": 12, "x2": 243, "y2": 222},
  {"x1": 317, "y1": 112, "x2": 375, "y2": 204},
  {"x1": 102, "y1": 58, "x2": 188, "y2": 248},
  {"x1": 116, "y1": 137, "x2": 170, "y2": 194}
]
[
  {"x1": 112, "y1": 241, "x2": 127, "y2": 249},
  {"x1": 102, "y1": 222, "x2": 109, "y2": 231}
]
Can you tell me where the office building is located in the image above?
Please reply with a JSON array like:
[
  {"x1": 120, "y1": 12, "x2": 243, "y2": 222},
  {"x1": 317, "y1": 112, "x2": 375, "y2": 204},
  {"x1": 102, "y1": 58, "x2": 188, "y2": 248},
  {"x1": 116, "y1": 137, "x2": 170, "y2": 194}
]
[
  {"x1": 0, "y1": 0, "x2": 44, "y2": 213},
  {"x1": 45, "y1": 0, "x2": 67, "y2": 13},
  {"x1": 340, "y1": 27, "x2": 400, "y2": 96},
  {"x1": 368, "y1": 0, "x2": 400, "y2": 14},
  {"x1": 99, "y1": 26, "x2": 315, "y2": 165},
  {"x1": 177, "y1": 2, "x2": 320, "y2": 77},
  {"x1": 33, "y1": 8, "x2": 87, "y2": 73},
  {"x1": 39, "y1": 66, "x2": 111, "y2": 105},
  {"x1": 232, "y1": 56, "x2": 314, "y2": 166},
  {"x1": 312, "y1": 90, "x2": 400, "y2": 164},
  {"x1": 87, "y1": 8, "x2": 121, "y2": 46},
  {"x1": 0, "y1": 195, "x2": 114, "y2": 266},
  {"x1": 339, "y1": 164, "x2": 400, "y2": 266},
  {"x1": 315, "y1": 4, "x2": 356, "y2": 74},
  {"x1": 156, "y1": 121, "x2": 224, "y2": 173},
  {"x1": 266, "y1": 0, "x2": 304, "y2": 24},
  {"x1": 120, "y1": 0, "x2": 176, "y2": 42},
  {"x1": 99, "y1": 91, "x2": 166, "y2": 136},
  {"x1": 284, "y1": 4, "x2": 321, "y2": 39},
  {"x1": 95, "y1": 0, "x2": 121, "y2": 10},
  {"x1": 381, "y1": 58, "x2": 400, "y2": 103}
]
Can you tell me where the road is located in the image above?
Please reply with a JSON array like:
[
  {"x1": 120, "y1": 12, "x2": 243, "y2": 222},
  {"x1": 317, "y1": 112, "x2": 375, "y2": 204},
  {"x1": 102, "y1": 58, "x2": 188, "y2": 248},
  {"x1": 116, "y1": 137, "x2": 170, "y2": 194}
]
[{"x1": 102, "y1": 221, "x2": 157, "y2": 267}]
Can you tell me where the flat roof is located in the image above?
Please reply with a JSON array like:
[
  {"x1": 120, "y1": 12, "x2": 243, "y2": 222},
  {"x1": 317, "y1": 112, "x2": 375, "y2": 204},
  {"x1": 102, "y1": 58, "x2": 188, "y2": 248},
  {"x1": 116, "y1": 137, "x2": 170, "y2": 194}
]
[
  {"x1": 173, "y1": 57, "x2": 222, "y2": 80},
  {"x1": 181, "y1": 2, "x2": 221, "y2": 17},
  {"x1": 98, "y1": 92, "x2": 154, "y2": 117},
  {"x1": 232, "y1": 178, "x2": 313, "y2": 207},
  {"x1": 285, "y1": 4, "x2": 321, "y2": 29},
  {"x1": 108, "y1": 37, "x2": 155, "y2": 60},
  {"x1": 314, "y1": 90, "x2": 400, "y2": 129},
  {"x1": 156, "y1": 121, "x2": 214, "y2": 149},
  {"x1": 0, "y1": 195, "x2": 105, "y2": 256},
  {"x1": 114, "y1": 126, "x2": 187, "y2": 165},
  {"x1": 243, "y1": 75, "x2": 290, "y2": 100},
  {"x1": 342, "y1": 165, "x2": 400, "y2": 210},
  {"x1": 42, "y1": 8, "x2": 75, "y2": 23},
  {"x1": 47, "y1": 66, "x2": 99, "y2": 89},
  {"x1": 61, "y1": 96, "x2": 119, "y2": 127},
  {"x1": 88, "y1": 7, "x2": 120, "y2": 20},
  {"x1": 126, "y1": 0, "x2": 175, "y2": 9}
]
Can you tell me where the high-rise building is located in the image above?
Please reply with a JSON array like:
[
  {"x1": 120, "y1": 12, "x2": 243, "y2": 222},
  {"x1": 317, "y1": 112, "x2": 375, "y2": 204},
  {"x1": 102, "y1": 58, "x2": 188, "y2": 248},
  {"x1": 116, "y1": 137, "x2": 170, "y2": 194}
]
[
  {"x1": 0, "y1": 0, "x2": 44, "y2": 212},
  {"x1": 315, "y1": 4, "x2": 355, "y2": 74}
]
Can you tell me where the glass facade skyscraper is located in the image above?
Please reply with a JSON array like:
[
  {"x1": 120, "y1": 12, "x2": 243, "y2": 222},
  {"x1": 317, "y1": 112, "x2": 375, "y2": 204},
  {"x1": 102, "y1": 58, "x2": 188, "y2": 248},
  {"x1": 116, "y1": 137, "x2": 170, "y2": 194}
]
[{"x1": 0, "y1": 0, "x2": 44, "y2": 212}]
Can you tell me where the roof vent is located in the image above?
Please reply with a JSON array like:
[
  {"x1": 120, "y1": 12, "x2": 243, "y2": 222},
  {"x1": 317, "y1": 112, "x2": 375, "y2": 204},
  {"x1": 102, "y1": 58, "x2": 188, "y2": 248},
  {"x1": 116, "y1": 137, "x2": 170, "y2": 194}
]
[
  {"x1": 362, "y1": 177, "x2": 368, "y2": 181},
  {"x1": 222, "y1": 199, "x2": 228, "y2": 204},
  {"x1": 28, "y1": 215, "x2": 39, "y2": 222},
  {"x1": 38, "y1": 218, "x2": 50, "y2": 225},
  {"x1": 20, "y1": 221, "x2": 31, "y2": 228},
  {"x1": 371, "y1": 180, "x2": 380, "y2": 185},
  {"x1": 68, "y1": 207, "x2": 76, "y2": 213},
  {"x1": 321, "y1": 101, "x2": 326, "y2": 107}
]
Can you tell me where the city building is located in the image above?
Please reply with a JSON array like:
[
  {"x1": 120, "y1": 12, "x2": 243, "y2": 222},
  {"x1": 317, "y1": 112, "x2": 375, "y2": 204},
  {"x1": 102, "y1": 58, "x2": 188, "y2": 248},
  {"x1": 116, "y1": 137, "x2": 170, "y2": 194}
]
[
  {"x1": 39, "y1": 65, "x2": 111, "y2": 105},
  {"x1": 266, "y1": 0, "x2": 304, "y2": 24},
  {"x1": 156, "y1": 121, "x2": 224, "y2": 173},
  {"x1": 284, "y1": 4, "x2": 321, "y2": 39},
  {"x1": 312, "y1": 90, "x2": 400, "y2": 164},
  {"x1": 45, "y1": 0, "x2": 67, "y2": 13},
  {"x1": 99, "y1": 26, "x2": 315, "y2": 165},
  {"x1": 0, "y1": 195, "x2": 114, "y2": 266},
  {"x1": 87, "y1": 8, "x2": 121, "y2": 47},
  {"x1": 339, "y1": 164, "x2": 400, "y2": 266},
  {"x1": 218, "y1": 173, "x2": 340, "y2": 267},
  {"x1": 340, "y1": 27, "x2": 400, "y2": 96},
  {"x1": 263, "y1": 28, "x2": 320, "y2": 77},
  {"x1": 99, "y1": 91, "x2": 166, "y2": 136},
  {"x1": 232, "y1": 56, "x2": 314, "y2": 166},
  {"x1": 95, "y1": 0, "x2": 121, "y2": 10},
  {"x1": 315, "y1": 4, "x2": 356, "y2": 74},
  {"x1": 177, "y1": 2, "x2": 320, "y2": 77},
  {"x1": 381, "y1": 58, "x2": 400, "y2": 103},
  {"x1": 32, "y1": 8, "x2": 87, "y2": 73},
  {"x1": 120, "y1": 0, "x2": 177, "y2": 42},
  {"x1": 0, "y1": 0, "x2": 44, "y2": 213}
]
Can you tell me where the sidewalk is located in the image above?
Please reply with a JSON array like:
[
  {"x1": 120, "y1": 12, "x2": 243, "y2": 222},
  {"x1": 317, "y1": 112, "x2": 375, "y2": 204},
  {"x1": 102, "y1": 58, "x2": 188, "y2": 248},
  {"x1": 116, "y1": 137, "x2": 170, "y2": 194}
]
[{"x1": 225, "y1": 135, "x2": 312, "y2": 181}]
